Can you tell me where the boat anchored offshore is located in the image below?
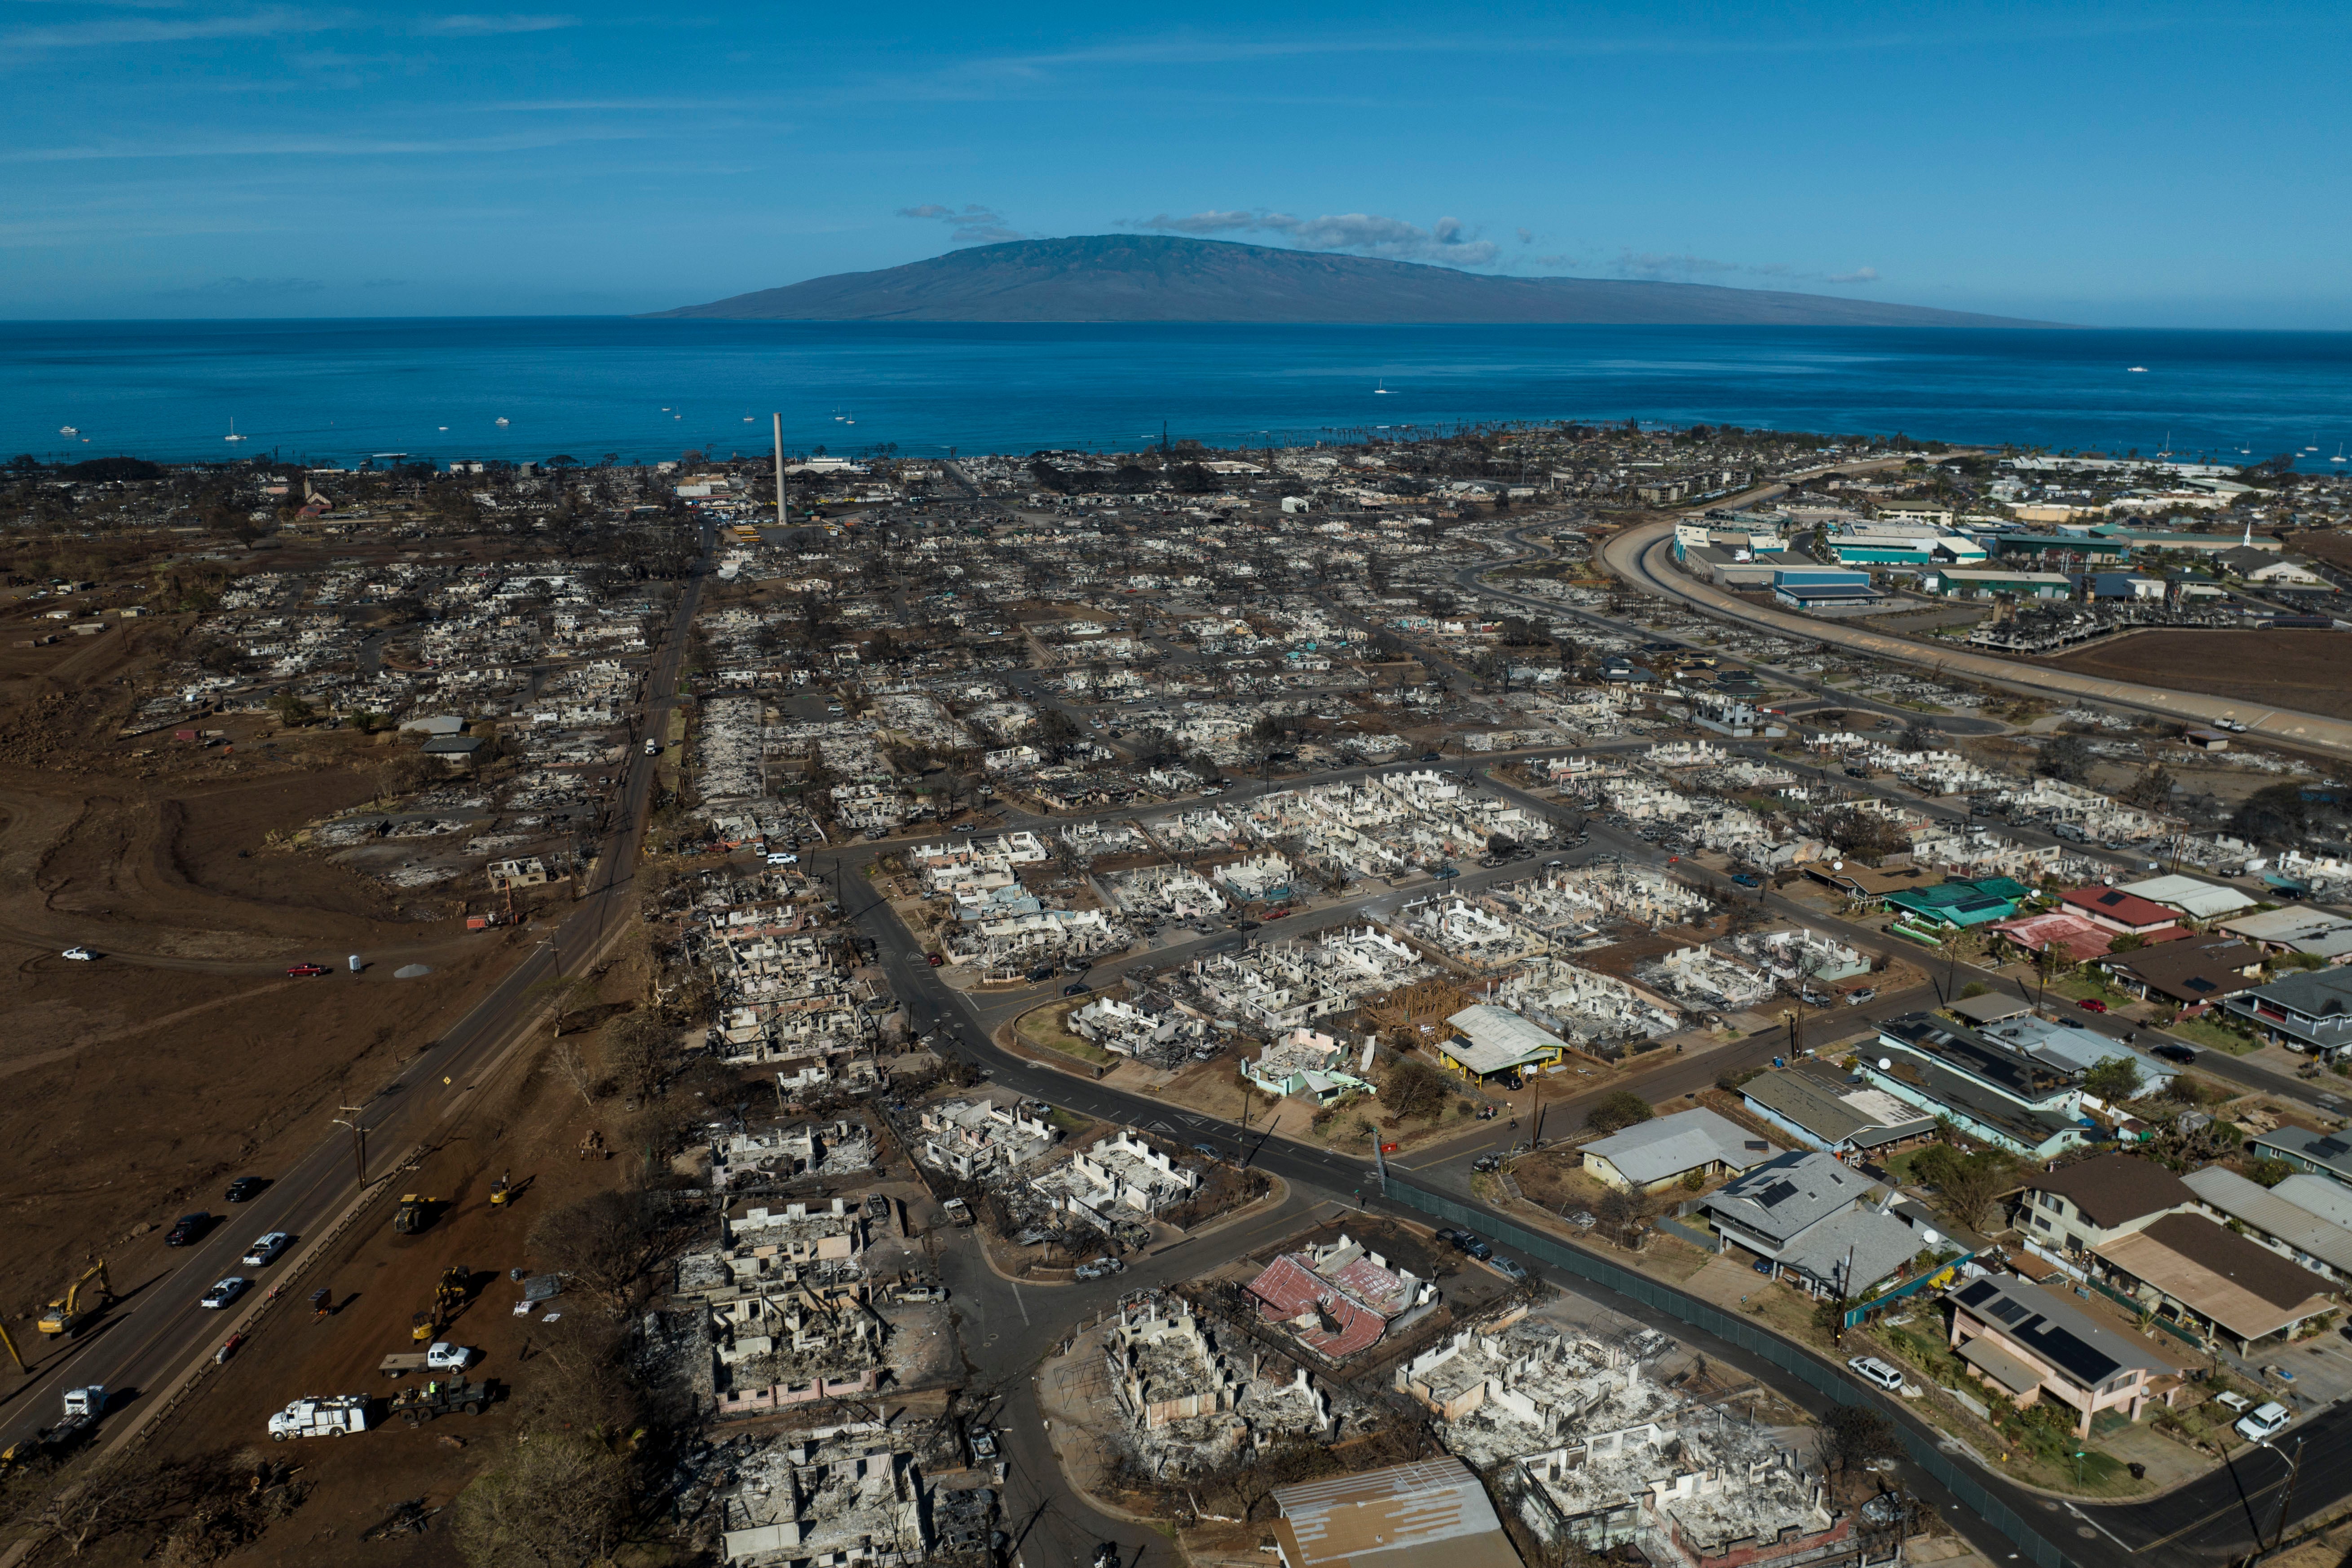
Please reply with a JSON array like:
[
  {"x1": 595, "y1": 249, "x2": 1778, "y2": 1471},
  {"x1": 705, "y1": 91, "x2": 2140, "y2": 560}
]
[{"x1": 224, "y1": 419, "x2": 247, "y2": 443}]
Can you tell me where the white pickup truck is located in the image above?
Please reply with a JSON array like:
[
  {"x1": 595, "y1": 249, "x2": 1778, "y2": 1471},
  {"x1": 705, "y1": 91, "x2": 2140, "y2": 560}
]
[{"x1": 269, "y1": 1395, "x2": 370, "y2": 1440}]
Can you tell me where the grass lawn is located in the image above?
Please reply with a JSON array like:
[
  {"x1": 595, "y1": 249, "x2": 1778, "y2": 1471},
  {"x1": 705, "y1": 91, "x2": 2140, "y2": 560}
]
[
  {"x1": 1014, "y1": 1000, "x2": 1114, "y2": 1067},
  {"x1": 2166, "y1": 1014, "x2": 2261, "y2": 1056}
]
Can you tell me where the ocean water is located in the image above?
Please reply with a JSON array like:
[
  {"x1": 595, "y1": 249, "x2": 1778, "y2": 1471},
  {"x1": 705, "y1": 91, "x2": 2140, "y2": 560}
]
[{"x1": 6, "y1": 318, "x2": 2352, "y2": 470}]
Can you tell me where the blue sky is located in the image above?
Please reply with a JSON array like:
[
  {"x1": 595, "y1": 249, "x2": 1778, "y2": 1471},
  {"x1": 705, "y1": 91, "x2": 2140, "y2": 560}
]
[{"x1": 4, "y1": 0, "x2": 2347, "y2": 325}]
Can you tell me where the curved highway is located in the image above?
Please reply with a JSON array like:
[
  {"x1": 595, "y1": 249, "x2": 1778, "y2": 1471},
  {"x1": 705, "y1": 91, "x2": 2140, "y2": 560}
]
[{"x1": 1596, "y1": 517, "x2": 2352, "y2": 762}]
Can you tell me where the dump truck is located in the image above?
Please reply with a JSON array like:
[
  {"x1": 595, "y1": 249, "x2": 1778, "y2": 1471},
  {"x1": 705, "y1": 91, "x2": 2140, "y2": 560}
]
[
  {"x1": 269, "y1": 1395, "x2": 370, "y2": 1441},
  {"x1": 386, "y1": 1377, "x2": 496, "y2": 1425},
  {"x1": 2, "y1": 1388, "x2": 103, "y2": 1472}
]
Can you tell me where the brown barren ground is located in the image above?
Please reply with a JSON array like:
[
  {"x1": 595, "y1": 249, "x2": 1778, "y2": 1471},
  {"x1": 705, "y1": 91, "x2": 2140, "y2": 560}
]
[{"x1": 2043, "y1": 628, "x2": 2352, "y2": 721}]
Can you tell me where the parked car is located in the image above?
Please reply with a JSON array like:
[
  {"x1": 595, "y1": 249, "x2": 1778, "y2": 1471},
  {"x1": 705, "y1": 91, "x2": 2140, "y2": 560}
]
[
  {"x1": 2237, "y1": 1402, "x2": 2292, "y2": 1443},
  {"x1": 1491, "y1": 1256, "x2": 1528, "y2": 1282},
  {"x1": 200, "y1": 1277, "x2": 250, "y2": 1310},
  {"x1": 1062, "y1": 982, "x2": 1092, "y2": 996},
  {"x1": 1458, "y1": 1235, "x2": 1492, "y2": 1260},
  {"x1": 1565, "y1": 1211, "x2": 1597, "y2": 1230},
  {"x1": 1191, "y1": 1143, "x2": 1219, "y2": 1160},
  {"x1": 1847, "y1": 1356, "x2": 1905, "y2": 1393},
  {"x1": 166, "y1": 1212, "x2": 212, "y2": 1247},
  {"x1": 1752, "y1": 1257, "x2": 1776, "y2": 1275},
  {"x1": 1473, "y1": 1154, "x2": 1502, "y2": 1172},
  {"x1": 1433, "y1": 1228, "x2": 1465, "y2": 1247},
  {"x1": 286, "y1": 963, "x2": 330, "y2": 978},
  {"x1": 1845, "y1": 987, "x2": 1877, "y2": 1006},
  {"x1": 61, "y1": 946, "x2": 97, "y2": 961},
  {"x1": 242, "y1": 1232, "x2": 292, "y2": 1268},
  {"x1": 970, "y1": 1427, "x2": 998, "y2": 1461},
  {"x1": 225, "y1": 1176, "x2": 269, "y2": 1202},
  {"x1": 1730, "y1": 873, "x2": 1761, "y2": 888},
  {"x1": 2151, "y1": 1042, "x2": 2197, "y2": 1064},
  {"x1": 2076, "y1": 998, "x2": 2109, "y2": 1014}
]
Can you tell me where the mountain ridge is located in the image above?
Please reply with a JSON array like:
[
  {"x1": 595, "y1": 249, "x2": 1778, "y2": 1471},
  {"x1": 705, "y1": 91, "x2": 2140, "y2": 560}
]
[{"x1": 646, "y1": 235, "x2": 2061, "y2": 327}]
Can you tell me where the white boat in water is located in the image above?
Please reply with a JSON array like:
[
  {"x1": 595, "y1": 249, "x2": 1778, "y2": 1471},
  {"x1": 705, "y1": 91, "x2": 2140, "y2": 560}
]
[
  {"x1": 495, "y1": 416, "x2": 510, "y2": 426},
  {"x1": 224, "y1": 418, "x2": 247, "y2": 443},
  {"x1": 58, "y1": 425, "x2": 77, "y2": 436}
]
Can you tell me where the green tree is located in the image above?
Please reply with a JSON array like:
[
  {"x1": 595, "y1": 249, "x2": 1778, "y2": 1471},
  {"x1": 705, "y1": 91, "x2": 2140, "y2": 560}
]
[
  {"x1": 2083, "y1": 1056, "x2": 2143, "y2": 1104},
  {"x1": 1910, "y1": 1143, "x2": 2016, "y2": 1230},
  {"x1": 1585, "y1": 1091, "x2": 1654, "y2": 1136}
]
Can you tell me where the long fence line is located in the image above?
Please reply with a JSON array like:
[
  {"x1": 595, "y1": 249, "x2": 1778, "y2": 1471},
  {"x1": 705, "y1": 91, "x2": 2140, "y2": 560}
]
[{"x1": 1380, "y1": 1175, "x2": 2080, "y2": 1568}]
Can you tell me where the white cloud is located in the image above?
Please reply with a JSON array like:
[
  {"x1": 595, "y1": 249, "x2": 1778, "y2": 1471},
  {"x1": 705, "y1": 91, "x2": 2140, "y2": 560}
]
[
  {"x1": 896, "y1": 203, "x2": 1022, "y2": 244},
  {"x1": 1129, "y1": 208, "x2": 1500, "y2": 267},
  {"x1": 1827, "y1": 266, "x2": 1881, "y2": 284},
  {"x1": 159, "y1": 275, "x2": 326, "y2": 298},
  {"x1": 413, "y1": 13, "x2": 578, "y2": 35}
]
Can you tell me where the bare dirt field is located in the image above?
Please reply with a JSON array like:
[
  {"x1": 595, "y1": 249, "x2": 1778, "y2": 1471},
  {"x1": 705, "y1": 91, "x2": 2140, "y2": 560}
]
[
  {"x1": 0, "y1": 606, "x2": 536, "y2": 1331},
  {"x1": 2044, "y1": 627, "x2": 2352, "y2": 720}
]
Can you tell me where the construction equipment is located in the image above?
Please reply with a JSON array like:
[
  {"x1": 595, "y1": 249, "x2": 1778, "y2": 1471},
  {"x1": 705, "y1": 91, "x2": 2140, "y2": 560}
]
[
  {"x1": 37, "y1": 1261, "x2": 111, "y2": 1336},
  {"x1": 310, "y1": 1288, "x2": 333, "y2": 1321},
  {"x1": 409, "y1": 1309, "x2": 436, "y2": 1344},
  {"x1": 488, "y1": 1171, "x2": 512, "y2": 1207},
  {"x1": 4, "y1": 1386, "x2": 106, "y2": 1470},
  {"x1": 0, "y1": 1321, "x2": 25, "y2": 1375},
  {"x1": 392, "y1": 1194, "x2": 437, "y2": 1235}
]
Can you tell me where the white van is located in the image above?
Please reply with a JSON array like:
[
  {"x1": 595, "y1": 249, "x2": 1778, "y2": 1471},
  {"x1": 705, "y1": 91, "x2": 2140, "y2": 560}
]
[{"x1": 1846, "y1": 1356, "x2": 1905, "y2": 1394}]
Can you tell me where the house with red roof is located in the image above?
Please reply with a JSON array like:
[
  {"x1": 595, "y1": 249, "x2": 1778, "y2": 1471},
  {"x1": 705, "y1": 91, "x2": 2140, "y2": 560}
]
[
  {"x1": 2061, "y1": 887, "x2": 2184, "y2": 939},
  {"x1": 1991, "y1": 910, "x2": 2116, "y2": 963},
  {"x1": 1244, "y1": 1232, "x2": 1438, "y2": 1362}
]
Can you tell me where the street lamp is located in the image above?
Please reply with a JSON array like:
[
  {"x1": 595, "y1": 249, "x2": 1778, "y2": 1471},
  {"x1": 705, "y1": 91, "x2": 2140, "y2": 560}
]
[{"x1": 2257, "y1": 1435, "x2": 2307, "y2": 1558}]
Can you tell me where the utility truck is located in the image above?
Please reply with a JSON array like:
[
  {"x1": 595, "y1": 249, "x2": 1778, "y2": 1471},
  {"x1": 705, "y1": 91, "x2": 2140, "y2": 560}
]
[{"x1": 268, "y1": 1395, "x2": 370, "y2": 1441}]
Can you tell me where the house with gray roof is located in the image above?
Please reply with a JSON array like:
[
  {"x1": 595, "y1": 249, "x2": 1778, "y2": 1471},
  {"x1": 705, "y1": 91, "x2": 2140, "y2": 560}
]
[
  {"x1": 2184, "y1": 1165, "x2": 2352, "y2": 1285},
  {"x1": 1698, "y1": 1150, "x2": 1919, "y2": 1297},
  {"x1": 2249, "y1": 1124, "x2": 2352, "y2": 1188},
  {"x1": 1580, "y1": 1108, "x2": 1780, "y2": 1194},
  {"x1": 1947, "y1": 1272, "x2": 2182, "y2": 1436},
  {"x1": 2224, "y1": 969, "x2": 2352, "y2": 1060},
  {"x1": 1737, "y1": 1065, "x2": 1937, "y2": 1156}
]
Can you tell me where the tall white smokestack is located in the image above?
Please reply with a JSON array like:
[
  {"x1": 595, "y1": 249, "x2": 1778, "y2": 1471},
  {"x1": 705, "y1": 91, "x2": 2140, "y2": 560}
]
[{"x1": 774, "y1": 413, "x2": 786, "y2": 529}]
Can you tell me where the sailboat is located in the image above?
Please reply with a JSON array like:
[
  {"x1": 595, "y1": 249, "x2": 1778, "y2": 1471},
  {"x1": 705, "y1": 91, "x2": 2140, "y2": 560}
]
[
  {"x1": 2126, "y1": 366, "x2": 2147, "y2": 373},
  {"x1": 1373, "y1": 380, "x2": 1392, "y2": 394},
  {"x1": 2333, "y1": 444, "x2": 2346, "y2": 464},
  {"x1": 224, "y1": 418, "x2": 247, "y2": 443}
]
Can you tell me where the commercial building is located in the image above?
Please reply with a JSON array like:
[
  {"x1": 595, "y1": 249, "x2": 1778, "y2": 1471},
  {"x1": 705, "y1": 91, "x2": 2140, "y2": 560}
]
[{"x1": 1269, "y1": 1457, "x2": 1526, "y2": 1568}]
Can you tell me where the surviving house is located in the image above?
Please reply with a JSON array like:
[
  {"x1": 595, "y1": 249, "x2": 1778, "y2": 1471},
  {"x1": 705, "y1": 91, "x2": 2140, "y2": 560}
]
[
  {"x1": 2223, "y1": 969, "x2": 2352, "y2": 1059},
  {"x1": 1862, "y1": 1014, "x2": 2095, "y2": 1159},
  {"x1": 1945, "y1": 1272, "x2": 2182, "y2": 1436},
  {"x1": 2014, "y1": 1153, "x2": 2198, "y2": 1256},
  {"x1": 1580, "y1": 1109, "x2": 1780, "y2": 1194},
  {"x1": 2092, "y1": 1213, "x2": 2338, "y2": 1353},
  {"x1": 1699, "y1": 1152, "x2": 1918, "y2": 1298}
]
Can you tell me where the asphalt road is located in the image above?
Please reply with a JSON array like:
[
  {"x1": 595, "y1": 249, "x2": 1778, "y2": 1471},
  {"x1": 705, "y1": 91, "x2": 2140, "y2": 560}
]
[
  {"x1": 0, "y1": 524, "x2": 714, "y2": 1460},
  {"x1": 830, "y1": 786, "x2": 2342, "y2": 1568}
]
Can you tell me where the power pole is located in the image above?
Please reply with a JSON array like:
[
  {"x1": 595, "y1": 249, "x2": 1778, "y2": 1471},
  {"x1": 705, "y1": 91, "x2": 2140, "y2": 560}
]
[{"x1": 334, "y1": 1108, "x2": 369, "y2": 1186}]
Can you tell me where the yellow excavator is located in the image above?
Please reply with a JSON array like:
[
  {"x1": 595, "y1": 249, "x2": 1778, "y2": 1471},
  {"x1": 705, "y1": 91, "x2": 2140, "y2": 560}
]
[
  {"x1": 38, "y1": 1262, "x2": 111, "y2": 1337},
  {"x1": 488, "y1": 1171, "x2": 512, "y2": 1208},
  {"x1": 411, "y1": 1267, "x2": 471, "y2": 1343}
]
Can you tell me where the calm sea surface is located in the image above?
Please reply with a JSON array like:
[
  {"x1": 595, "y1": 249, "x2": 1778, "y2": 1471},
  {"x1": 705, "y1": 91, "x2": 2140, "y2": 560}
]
[{"x1": 5, "y1": 318, "x2": 2351, "y2": 469}]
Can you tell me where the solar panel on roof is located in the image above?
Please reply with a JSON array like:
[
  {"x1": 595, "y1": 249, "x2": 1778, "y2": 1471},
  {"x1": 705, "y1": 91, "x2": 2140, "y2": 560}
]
[
  {"x1": 1988, "y1": 1298, "x2": 2029, "y2": 1324},
  {"x1": 2315, "y1": 1139, "x2": 2351, "y2": 1159},
  {"x1": 2021, "y1": 1323, "x2": 2122, "y2": 1386},
  {"x1": 1757, "y1": 1180, "x2": 1799, "y2": 1207}
]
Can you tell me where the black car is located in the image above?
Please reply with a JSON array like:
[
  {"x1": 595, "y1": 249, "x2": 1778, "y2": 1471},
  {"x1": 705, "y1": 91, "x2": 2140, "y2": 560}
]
[
  {"x1": 165, "y1": 1212, "x2": 212, "y2": 1246},
  {"x1": 1461, "y1": 1236, "x2": 1492, "y2": 1260},
  {"x1": 2150, "y1": 1042, "x2": 2197, "y2": 1064},
  {"x1": 224, "y1": 1176, "x2": 268, "y2": 1203},
  {"x1": 1062, "y1": 981, "x2": 1092, "y2": 997}
]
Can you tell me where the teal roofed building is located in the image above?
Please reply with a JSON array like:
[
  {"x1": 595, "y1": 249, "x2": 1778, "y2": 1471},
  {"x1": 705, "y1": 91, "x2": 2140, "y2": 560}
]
[{"x1": 1882, "y1": 876, "x2": 2034, "y2": 929}]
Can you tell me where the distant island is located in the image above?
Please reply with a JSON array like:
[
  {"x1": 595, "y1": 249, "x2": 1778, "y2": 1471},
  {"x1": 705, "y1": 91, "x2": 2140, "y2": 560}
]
[{"x1": 648, "y1": 234, "x2": 2059, "y2": 327}]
